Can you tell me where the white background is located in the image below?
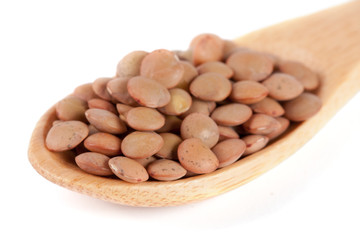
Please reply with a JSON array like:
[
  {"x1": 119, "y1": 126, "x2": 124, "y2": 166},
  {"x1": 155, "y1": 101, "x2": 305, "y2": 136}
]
[{"x1": 1, "y1": 0, "x2": 359, "y2": 239}]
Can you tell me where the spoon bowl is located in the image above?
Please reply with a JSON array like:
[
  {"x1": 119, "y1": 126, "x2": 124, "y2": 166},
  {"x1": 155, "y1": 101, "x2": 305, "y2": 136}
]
[{"x1": 28, "y1": 1, "x2": 360, "y2": 207}]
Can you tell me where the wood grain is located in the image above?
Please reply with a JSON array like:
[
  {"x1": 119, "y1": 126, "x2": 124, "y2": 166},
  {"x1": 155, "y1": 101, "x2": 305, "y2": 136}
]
[{"x1": 28, "y1": 1, "x2": 360, "y2": 207}]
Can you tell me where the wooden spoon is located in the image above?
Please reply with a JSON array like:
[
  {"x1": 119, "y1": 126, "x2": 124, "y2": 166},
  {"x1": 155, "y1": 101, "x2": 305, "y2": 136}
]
[{"x1": 28, "y1": 1, "x2": 360, "y2": 207}]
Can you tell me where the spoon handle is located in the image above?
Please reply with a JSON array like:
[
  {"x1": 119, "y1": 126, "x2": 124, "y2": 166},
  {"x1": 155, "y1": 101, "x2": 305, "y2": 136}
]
[{"x1": 237, "y1": 1, "x2": 360, "y2": 70}]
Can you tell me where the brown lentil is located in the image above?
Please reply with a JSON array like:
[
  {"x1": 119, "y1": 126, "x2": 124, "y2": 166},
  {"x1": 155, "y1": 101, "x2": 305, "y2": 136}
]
[
  {"x1": 75, "y1": 152, "x2": 112, "y2": 176},
  {"x1": 266, "y1": 117, "x2": 290, "y2": 140},
  {"x1": 147, "y1": 159, "x2": 187, "y2": 181},
  {"x1": 85, "y1": 108, "x2": 127, "y2": 134},
  {"x1": 231, "y1": 80, "x2": 269, "y2": 104},
  {"x1": 126, "y1": 107, "x2": 165, "y2": 131},
  {"x1": 197, "y1": 61, "x2": 234, "y2": 78},
  {"x1": 178, "y1": 138, "x2": 219, "y2": 174},
  {"x1": 283, "y1": 92, "x2": 322, "y2": 121},
  {"x1": 262, "y1": 73, "x2": 304, "y2": 101},
  {"x1": 181, "y1": 113, "x2": 219, "y2": 148},
  {"x1": 190, "y1": 33, "x2": 224, "y2": 66},
  {"x1": 84, "y1": 132, "x2": 122, "y2": 156},
  {"x1": 106, "y1": 77, "x2": 137, "y2": 106},
  {"x1": 88, "y1": 98, "x2": 117, "y2": 114},
  {"x1": 156, "y1": 133, "x2": 182, "y2": 159},
  {"x1": 210, "y1": 103, "x2": 252, "y2": 126},
  {"x1": 243, "y1": 113, "x2": 281, "y2": 135},
  {"x1": 127, "y1": 76, "x2": 171, "y2": 108},
  {"x1": 108, "y1": 156, "x2": 149, "y2": 183},
  {"x1": 55, "y1": 96, "x2": 88, "y2": 122},
  {"x1": 140, "y1": 49, "x2": 184, "y2": 89},
  {"x1": 73, "y1": 83, "x2": 97, "y2": 101},
  {"x1": 92, "y1": 77, "x2": 113, "y2": 101},
  {"x1": 226, "y1": 51, "x2": 274, "y2": 81},
  {"x1": 121, "y1": 131, "x2": 164, "y2": 159},
  {"x1": 158, "y1": 88, "x2": 192, "y2": 116},
  {"x1": 46, "y1": 120, "x2": 89, "y2": 152},
  {"x1": 190, "y1": 72, "x2": 232, "y2": 102},
  {"x1": 212, "y1": 139, "x2": 246, "y2": 168},
  {"x1": 116, "y1": 50, "x2": 148, "y2": 78},
  {"x1": 250, "y1": 97, "x2": 285, "y2": 117},
  {"x1": 243, "y1": 135, "x2": 269, "y2": 155}
]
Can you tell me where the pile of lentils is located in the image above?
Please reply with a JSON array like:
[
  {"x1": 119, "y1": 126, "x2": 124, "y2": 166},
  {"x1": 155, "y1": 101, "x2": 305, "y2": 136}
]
[{"x1": 45, "y1": 33, "x2": 322, "y2": 183}]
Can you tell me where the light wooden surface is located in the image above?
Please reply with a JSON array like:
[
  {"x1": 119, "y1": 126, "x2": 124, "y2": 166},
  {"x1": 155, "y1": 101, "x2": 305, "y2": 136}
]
[{"x1": 28, "y1": 1, "x2": 360, "y2": 207}]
